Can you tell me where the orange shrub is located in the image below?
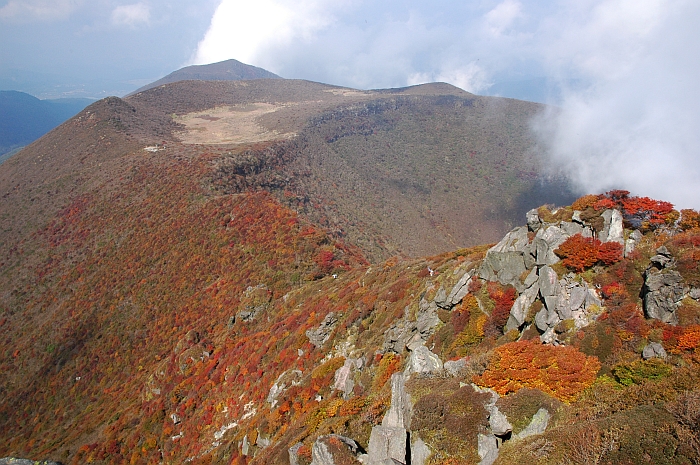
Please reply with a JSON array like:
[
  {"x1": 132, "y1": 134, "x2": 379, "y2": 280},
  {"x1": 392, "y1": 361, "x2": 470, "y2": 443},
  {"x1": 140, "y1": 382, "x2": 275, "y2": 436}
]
[{"x1": 473, "y1": 340, "x2": 600, "y2": 402}]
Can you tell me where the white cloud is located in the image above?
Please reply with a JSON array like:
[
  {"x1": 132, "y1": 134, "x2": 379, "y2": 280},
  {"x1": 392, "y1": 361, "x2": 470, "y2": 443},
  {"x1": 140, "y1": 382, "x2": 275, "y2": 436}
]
[
  {"x1": 193, "y1": 0, "x2": 343, "y2": 66},
  {"x1": 484, "y1": 0, "x2": 522, "y2": 36},
  {"x1": 535, "y1": 0, "x2": 700, "y2": 209},
  {"x1": 111, "y1": 3, "x2": 151, "y2": 27},
  {"x1": 0, "y1": 0, "x2": 82, "y2": 22}
]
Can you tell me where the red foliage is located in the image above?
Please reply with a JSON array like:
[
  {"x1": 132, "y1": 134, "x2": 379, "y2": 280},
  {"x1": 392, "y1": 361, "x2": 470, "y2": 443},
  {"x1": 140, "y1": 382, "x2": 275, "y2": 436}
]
[
  {"x1": 556, "y1": 234, "x2": 623, "y2": 272},
  {"x1": 473, "y1": 340, "x2": 601, "y2": 402},
  {"x1": 593, "y1": 190, "x2": 676, "y2": 230},
  {"x1": 597, "y1": 241, "x2": 623, "y2": 265},
  {"x1": 555, "y1": 234, "x2": 600, "y2": 272},
  {"x1": 485, "y1": 283, "x2": 517, "y2": 336}
]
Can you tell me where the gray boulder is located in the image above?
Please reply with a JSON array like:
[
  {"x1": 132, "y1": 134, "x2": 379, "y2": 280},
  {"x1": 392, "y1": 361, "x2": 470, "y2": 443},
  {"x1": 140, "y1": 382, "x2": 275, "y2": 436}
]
[
  {"x1": 289, "y1": 443, "x2": 303, "y2": 465},
  {"x1": 643, "y1": 269, "x2": 685, "y2": 325},
  {"x1": 367, "y1": 426, "x2": 407, "y2": 465},
  {"x1": 444, "y1": 358, "x2": 467, "y2": 377},
  {"x1": 506, "y1": 284, "x2": 539, "y2": 331},
  {"x1": 526, "y1": 208, "x2": 542, "y2": 232},
  {"x1": 515, "y1": 408, "x2": 551, "y2": 439},
  {"x1": 306, "y1": 312, "x2": 339, "y2": 347},
  {"x1": 599, "y1": 209, "x2": 624, "y2": 244},
  {"x1": 311, "y1": 435, "x2": 363, "y2": 465},
  {"x1": 333, "y1": 358, "x2": 363, "y2": 399},
  {"x1": 642, "y1": 342, "x2": 668, "y2": 360},
  {"x1": 405, "y1": 345, "x2": 443, "y2": 376},
  {"x1": 382, "y1": 373, "x2": 411, "y2": 430},
  {"x1": 477, "y1": 434, "x2": 499, "y2": 465}
]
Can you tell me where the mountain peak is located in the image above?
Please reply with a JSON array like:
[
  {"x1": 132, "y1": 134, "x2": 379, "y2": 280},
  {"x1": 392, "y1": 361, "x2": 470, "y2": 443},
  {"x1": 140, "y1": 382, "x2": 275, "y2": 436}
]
[{"x1": 129, "y1": 59, "x2": 281, "y2": 96}]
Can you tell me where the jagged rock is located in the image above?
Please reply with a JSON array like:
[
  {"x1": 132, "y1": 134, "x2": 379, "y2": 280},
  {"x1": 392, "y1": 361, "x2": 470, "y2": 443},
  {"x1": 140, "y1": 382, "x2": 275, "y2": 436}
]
[
  {"x1": 235, "y1": 284, "x2": 272, "y2": 322},
  {"x1": 267, "y1": 369, "x2": 303, "y2": 407},
  {"x1": 560, "y1": 220, "x2": 586, "y2": 237},
  {"x1": 444, "y1": 358, "x2": 467, "y2": 376},
  {"x1": 642, "y1": 342, "x2": 668, "y2": 360},
  {"x1": 643, "y1": 269, "x2": 684, "y2": 325},
  {"x1": 689, "y1": 288, "x2": 700, "y2": 300},
  {"x1": 306, "y1": 312, "x2": 339, "y2": 347},
  {"x1": 241, "y1": 435, "x2": 250, "y2": 456},
  {"x1": 650, "y1": 245, "x2": 674, "y2": 269},
  {"x1": 479, "y1": 251, "x2": 528, "y2": 290},
  {"x1": 445, "y1": 270, "x2": 474, "y2": 307},
  {"x1": 289, "y1": 443, "x2": 303, "y2": 465},
  {"x1": 382, "y1": 373, "x2": 411, "y2": 430},
  {"x1": 490, "y1": 226, "x2": 531, "y2": 254},
  {"x1": 506, "y1": 284, "x2": 539, "y2": 331},
  {"x1": 311, "y1": 435, "x2": 363, "y2": 465},
  {"x1": 534, "y1": 225, "x2": 568, "y2": 266},
  {"x1": 433, "y1": 287, "x2": 449, "y2": 308},
  {"x1": 383, "y1": 298, "x2": 440, "y2": 353},
  {"x1": 599, "y1": 209, "x2": 624, "y2": 244},
  {"x1": 538, "y1": 266, "x2": 560, "y2": 304},
  {"x1": 333, "y1": 358, "x2": 363, "y2": 399},
  {"x1": 515, "y1": 408, "x2": 551, "y2": 439},
  {"x1": 405, "y1": 345, "x2": 443, "y2": 376},
  {"x1": 0, "y1": 460, "x2": 62, "y2": 465},
  {"x1": 625, "y1": 229, "x2": 642, "y2": 257},
  {"x1": 526, "y1": 208, "x2": 541, "y2": 231},
  {"x1": 489, "y1": 405, "x2": 512, "y2": 437},
  {"x1": 410, "y1": 437, "x2": 431, "y2": 465},
  {"x1": 367, "y1": 426, "x2": 407, "y2": 465},
  {"x1": 477, "y1": 434, "x2": 499, "y2": 465}
]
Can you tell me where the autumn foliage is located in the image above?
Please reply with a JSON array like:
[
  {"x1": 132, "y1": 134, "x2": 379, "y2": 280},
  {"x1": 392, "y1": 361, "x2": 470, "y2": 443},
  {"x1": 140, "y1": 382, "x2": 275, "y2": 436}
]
[
  {"x1": 473, "y1": 340, "x2": 601, "y2": 402},
  {"x1": 555, "y1": 234, "x2": 623, "y2": 272}
]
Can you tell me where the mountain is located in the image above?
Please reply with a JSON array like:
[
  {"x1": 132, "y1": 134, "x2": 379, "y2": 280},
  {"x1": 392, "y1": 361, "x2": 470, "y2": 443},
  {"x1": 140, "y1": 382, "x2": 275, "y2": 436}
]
[
  {"x1": 129, "y1": 59, "x2": 281, "y2": 95},
  {"x1": 0, "y1": 91, "x2": 93, "y2": 160},
  {"x1": 2, "y1": 77, "x2": 698, "y2": 465}
]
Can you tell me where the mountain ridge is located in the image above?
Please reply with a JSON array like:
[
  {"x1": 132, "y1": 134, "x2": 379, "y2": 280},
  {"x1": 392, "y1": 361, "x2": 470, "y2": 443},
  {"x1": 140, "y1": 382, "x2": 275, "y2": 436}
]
[{"x1": 2, "y1": 78, "x2": 697, "y2": 465}]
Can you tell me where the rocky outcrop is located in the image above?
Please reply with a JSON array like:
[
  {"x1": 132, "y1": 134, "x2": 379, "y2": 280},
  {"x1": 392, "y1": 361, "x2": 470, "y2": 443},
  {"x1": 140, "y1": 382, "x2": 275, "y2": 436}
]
[
  {"x1": 383, "y1": 296, "x2": 440, "y2": 353},
  {"x1": 235, "y1": 284, "x2": 272, "y2": 323},
  {"x1": 267, "y1": 369, "x2": 303, "y2": 408},
  {"x1": 306, "y1": 312, "x2": 339, "y2": 347},
  {"x1": 642, "y1": 342, "x2": 668, "y2": 360},
  {"x1": 514, "y1": 408, "x2": 551, "y2": 440},
  {"x1": 333, "y1": 358, "x2": 364, "y2": 399},
  {"x1": 643, "y1": 246, "x2": 686, "y2": 325},
  {"x1": 405, "y1": 344, "x2": 443, "y2": 375},
  {"x1": 310, "y1": 435, "x2": 363, "y2": 465}
]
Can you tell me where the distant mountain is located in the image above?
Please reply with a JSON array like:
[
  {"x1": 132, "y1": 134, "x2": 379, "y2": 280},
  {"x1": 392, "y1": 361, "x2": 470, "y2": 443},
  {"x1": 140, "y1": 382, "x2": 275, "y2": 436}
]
[
  {"x1": 129, "y1": 59, "x2": 281, "y2": 95},
  {"x1": 0, "y1": 91, "x2": 92, "y2": 160}
]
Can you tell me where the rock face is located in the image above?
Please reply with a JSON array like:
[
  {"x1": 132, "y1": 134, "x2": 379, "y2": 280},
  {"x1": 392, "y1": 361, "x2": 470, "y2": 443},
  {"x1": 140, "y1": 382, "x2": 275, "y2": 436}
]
[
  {"x1": 514, "y1": 408, "x2": 551, "y2": 440},
  {"x1": 267, "y1": 369, "x2": 303, "y2": 408},
  {"x1": 405, "y1": 345, "x2": 443, "y2": 375},
  {"x1": 310, "y1": 435, "x2": 363, "y2": 465},
  {"x1": 235, "y1": 284, "x2": 272, "y2": 322},
  {"x1": 642, "y1": 342, "x2": 668, "y2": 360},
  {"x1": 333, "y1": 358, "x2": 363, "y2": 399},
  {"x1": 383, "y1": 295, "x2": 440, "y2": 353},
  {"x1": 643, "y1": 246, "x2": 686, "y2": 325},
  {"x1": 306, "y1": 312, "x2": 339, "y2": 347},
  {"x1": 365, "y1": 373, "x2": 413, "y2": 465}
]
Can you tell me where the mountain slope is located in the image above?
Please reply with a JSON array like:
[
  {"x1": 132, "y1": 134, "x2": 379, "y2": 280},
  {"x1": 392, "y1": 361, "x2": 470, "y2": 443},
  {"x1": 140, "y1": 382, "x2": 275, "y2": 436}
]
[
  {"x1": 126, "y1": 79, "x2": 575, "y2": 260},
  {"x1": 9, "y1": 79, "x2": 688, "y2": 465},
  {"x1": 129, "y1": 59, "x2": 281, "y2": 95},
  {"x1": 0, "y1": 91, "x2": 92, "y2": 158}
]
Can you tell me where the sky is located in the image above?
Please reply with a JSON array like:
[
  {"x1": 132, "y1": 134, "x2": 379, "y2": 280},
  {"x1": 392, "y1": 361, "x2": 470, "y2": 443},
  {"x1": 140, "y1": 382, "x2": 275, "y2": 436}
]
[{"x1": 1, "y1": 0, "x2": 699, "y2": 208}]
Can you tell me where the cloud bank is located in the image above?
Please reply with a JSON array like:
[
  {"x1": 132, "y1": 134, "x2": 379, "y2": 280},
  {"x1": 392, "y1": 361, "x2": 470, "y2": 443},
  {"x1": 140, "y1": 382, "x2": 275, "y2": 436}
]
[
  {"x1": 193, "y1": 0, "x2": 700, "y2": 209},
  {"x1": 0, "y1": 0, "x2": 82, "y2": 22},
  {"x1": 111, "y1": 3, "x2": 150, "y2": 27}
]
